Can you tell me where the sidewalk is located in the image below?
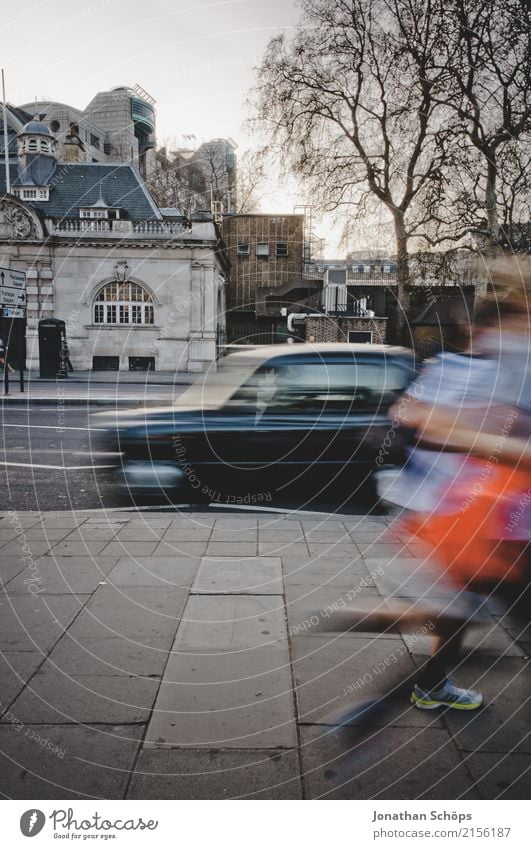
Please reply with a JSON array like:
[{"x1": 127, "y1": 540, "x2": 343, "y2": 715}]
[
  {"x1": 0, "y1": 508, "x2": 528, "y2": 800},
  {"x1": 1, "y1": 370, "x2": 195, "y2": 406}
]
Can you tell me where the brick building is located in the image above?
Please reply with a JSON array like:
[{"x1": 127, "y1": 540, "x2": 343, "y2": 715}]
[{"x1": 222, "y1": 213, "x2": 308, "y2": 344}]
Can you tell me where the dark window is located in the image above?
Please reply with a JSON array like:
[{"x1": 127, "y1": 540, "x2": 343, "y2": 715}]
[
  {"x1": 90, "y1": 134, "x2": 101, "y2": 149},
  {"x1": 92, "y1": 356, "x2": 119, "y2": 371},
  {"x1": 50, "y1": 120, "x2": 60, "y2": 132},
  {"x1": 129, "y1": 356, "x2": 155, "y2": 371},
  {"x1": 348, "y1": 331, "x2": 373, "y2": 343},
  {"x1": 276, "y1": 242, "x2": 289, "y2": 257},
  {"x1": 227, "y1": 361, "x2": 408, "y2": 413},
  {"x1": 236, "y1": 243, "x2": 250, "y2": 256}
]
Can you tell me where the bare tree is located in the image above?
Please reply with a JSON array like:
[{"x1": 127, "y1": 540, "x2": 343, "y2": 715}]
[
  {"x1": 252, "y1": 0, "x2": 453, "y2": 341},
  {"x1": 148, "y1": 141, "x2": 263, "y2": 217},
  {"x1": 440, "y1": 0, "x2": 530, "y2": 248}
]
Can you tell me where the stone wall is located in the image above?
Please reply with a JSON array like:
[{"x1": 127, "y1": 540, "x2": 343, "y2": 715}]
[{"x1": 305, "y1": 316, "x2": 388, "y2": 344}]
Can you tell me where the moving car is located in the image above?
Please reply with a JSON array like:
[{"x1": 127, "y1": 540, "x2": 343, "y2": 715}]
[{"x1": 108, "y1": 343, "x2": 417, "y2": 507}]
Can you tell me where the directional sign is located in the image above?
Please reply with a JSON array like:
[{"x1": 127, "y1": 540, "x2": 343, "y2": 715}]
[
  {"x1": 0, "y1": 267, "x2": 27, "y2": 309},
  {"x1": 2, "y1": 307, "x2": 25, "y2": 318}
]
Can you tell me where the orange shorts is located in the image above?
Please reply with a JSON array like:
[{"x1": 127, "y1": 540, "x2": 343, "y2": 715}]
[{"x1": 402, "y1": 462, "x2": 530, "y2": 588}]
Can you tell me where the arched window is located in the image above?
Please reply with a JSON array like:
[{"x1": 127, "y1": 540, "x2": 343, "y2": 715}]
[
  {"x1": 39, "y1": 139, "x2": 51, "y2": 153},
  {"x1": 93, "y1": 281, "x2": 154, "y2": 325},
  {"x1": 27, "y1": 138, "x2": 38, "y2": 152}
]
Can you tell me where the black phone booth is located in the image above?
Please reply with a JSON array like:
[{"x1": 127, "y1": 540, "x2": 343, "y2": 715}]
[{"x1": 38, "y1": 318, "x2": 67, "y2": 378}]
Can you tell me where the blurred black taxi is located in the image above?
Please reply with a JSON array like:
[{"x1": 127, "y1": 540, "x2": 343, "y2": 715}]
[{"x1": 106, "y1": 343, "x2": 416, "y2": 505}]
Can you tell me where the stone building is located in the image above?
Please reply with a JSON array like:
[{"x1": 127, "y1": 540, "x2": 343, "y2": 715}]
[
  {"x1": 0, "y1": 115, "x2": 228, "y2": 373},
  {"x1": 7, "y1": 84, "x2": 157, "y2": 178}
]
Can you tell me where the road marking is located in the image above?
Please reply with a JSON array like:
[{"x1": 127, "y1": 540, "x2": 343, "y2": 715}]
[
  {"x1": 0, "y1": 461, "x2": 118, "y2": 470},
  {"x1": 0, "y1": 423, "x2": 107, "y2": 432},
  {"x1": 208, "y1": 503, "x2": 348, "y2": 516}
]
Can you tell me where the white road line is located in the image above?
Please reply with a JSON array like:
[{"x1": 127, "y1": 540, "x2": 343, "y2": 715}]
[
  {"x1": 0, "y1": 461, "x2": 118, "y2": 470},
  {"x1": 0, "y1": 423, "x2": 107, "y2": 432},
  {"x1": 208, "y1": 502, "x2": 341, "y2": 516}
]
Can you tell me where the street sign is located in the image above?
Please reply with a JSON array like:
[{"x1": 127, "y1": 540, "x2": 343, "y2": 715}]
[
  {"x1": 0, "y1": 267, "x2": 26, "y2": 309},
  {"x1": 2, "y1": 307, "x2": 25, "y2": 318}
]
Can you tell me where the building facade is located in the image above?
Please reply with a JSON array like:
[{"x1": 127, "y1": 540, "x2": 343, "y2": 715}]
[
  {"x1": 4, "y1": 84, "x2": 158, "y2": 178},
  {"x1": 222, "y1": 213, "x2": 307, "y2": 344},
  {"x1": 0, "y1": 115, "x2": 228, "y2": 373}
]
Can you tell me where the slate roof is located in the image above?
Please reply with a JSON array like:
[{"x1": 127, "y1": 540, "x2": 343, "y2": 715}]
[{"x1": 0, "y1": 161, "x2": 161, "y2": 221}]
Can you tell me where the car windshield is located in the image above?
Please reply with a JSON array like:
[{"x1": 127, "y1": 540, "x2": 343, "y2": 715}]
[{"x1": 225, "y1": 360, "x2": 409, "y2": 413}]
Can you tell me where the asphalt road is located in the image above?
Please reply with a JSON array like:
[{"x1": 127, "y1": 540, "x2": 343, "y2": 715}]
[{"x1": 0, "y1": 405, "x2": 388, "y2": 515}]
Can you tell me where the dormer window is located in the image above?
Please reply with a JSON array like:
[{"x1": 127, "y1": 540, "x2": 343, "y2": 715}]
[{"x1": 80, "y1": 208, "x2": 108, "y2": 219}]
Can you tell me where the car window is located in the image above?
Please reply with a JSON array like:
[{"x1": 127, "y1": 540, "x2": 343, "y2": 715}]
[{"x1": 227, "y1": 360, "x2": 409, "y2": 413}]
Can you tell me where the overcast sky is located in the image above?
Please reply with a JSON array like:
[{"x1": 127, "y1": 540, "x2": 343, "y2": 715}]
[
  {"x1": 2, "y1": 0, "x2": 348, "y2": 250},
  {"x1": 2, "y1": 0, "x2": 299, "y2": 146}
]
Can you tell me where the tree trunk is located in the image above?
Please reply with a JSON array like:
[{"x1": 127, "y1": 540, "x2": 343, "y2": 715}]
[
  {"x1": 392, "y1": 212, "x2": 411, "y2": 346},
  {"x1": 485, "y1": 153, "x2": 500, "y2": 248}
]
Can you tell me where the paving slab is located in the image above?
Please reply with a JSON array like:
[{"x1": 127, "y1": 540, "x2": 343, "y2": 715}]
[
  {"x1": 259, "y1": 542, "x2": 310, "y2": 557},
  {"x1": 62, "y1": 526, "x2": 120, "y2": 541},
  {"x1": 0, "y1": 594, "x2": 88, "y2": 652},
  {"x1": 128, "y1": 747, "x2": 302, "y2": 799},
  {"x1": 48, "y1": 539, "x2": 110, "y2": 557},
  {"x1": 0, "y1": 540, "x2": 53, "y2": 558},
  {"x1": 258, "y1": 529, "x2": 305, "y2": 542},
  {"x1": 6, "y1": 527, "x2": 71, "y2": 542},
  {"x1": 404, "y1": 613, "x2": 525, "y2": 659},
  {"x1": 300, "y1": 725, "x2": 479, "y2": 799},
  {"x1": 364, "y1": 557, "x2": 457, "y2": 600},
  {"x1": 291, "y1": 635, "x2": 435, "y2": 728},
  {"x1": 174, "y1": 595, "x2": 286, "y2": 651},
  {"x1": 304, "y1": 530, "x2": 352, "y2": 543},
  {"x1": 282, "y1": 556, "x2": 368, "y2": 586},
  {"x1": 442, "y1": 657, "x2": 531, "y2": 754},
  {"x1": 45, "y1": 633, "x2": 170, "y2": 678},
  {"x1": 192, "y1": 557, "x2": 283, "y2": 595},
  {"x1": 0, "y1": 723, "x2": 143, "y2": 799},
  {"x1": 465, "y1": 751, "x2": 531, "y2": 799},
  {"x1": 0, "y1": 651, "x2": 44, "y2": 706},
  {"x1": 114, "y1": 526, "x2": 167, "y2": 542},
  {"x1": 308, "y1": 543, "x2": 359, "y2": 558},
  {"x1": 66, "y1": 586, "x2": 187, "y2": 644},
  {"x1": 5, "y1": 556, "x2": 120, "y2": 595},
  {"x1": 145, "y1": 646, "x2": 296, "y2": 750},
  {"x1": 8, "y1": 667, "x2": 159, "y2": 724},
  {"x1": 204, "y1": 542, "x2": 259, "y2": 557},
  {"x1": 152, "y1": 541, "x2": 208, "y2": 557},
  {"x1": 0, "y1": 556, "x2": 29, "y2": 586},
  {"x1": 161, "y1": 527, "x2": 214, "y2": 542},
  {"x1": 99, "y1": 540, "x2": 160, "y2": 557},
  {"x1": 106, "y1": 556, "x2": 199, "y2": 589},
  {"x1": 285, "y1": 584, "x2": 386, "y2": 639}
]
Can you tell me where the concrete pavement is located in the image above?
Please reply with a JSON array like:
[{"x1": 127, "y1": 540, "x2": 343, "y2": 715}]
[
  {"x1": 0, "y1": 507, "x2": 529, "y2": 799},
  {"x1": 1, "y1": 370, "x2": 195, "y2": 406}
]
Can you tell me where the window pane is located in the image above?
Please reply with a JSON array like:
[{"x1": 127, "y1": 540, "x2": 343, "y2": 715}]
[
  {"x1": 94, "y1": 304, "x2": 104, "y2": 323},
  {"x1": 131, "y1": 305, "x2": 142, "y2": 324},
  {"x1": 145, "y1": 305, "x2": 154, "y2": 324},
  {"x1": 106, "y1": 304, "x2": 116, "y2": 323},
  {"x1": 229, "y1": 361, "x2": 408, "y2": 412},
  {"x1": 119, "y1": 304, "x2": 129, "y2": 323}
]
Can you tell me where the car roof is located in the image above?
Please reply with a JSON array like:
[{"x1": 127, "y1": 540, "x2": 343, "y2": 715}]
[{"x1": 223, "y1": 343, "x2": 413, "y2": 366}]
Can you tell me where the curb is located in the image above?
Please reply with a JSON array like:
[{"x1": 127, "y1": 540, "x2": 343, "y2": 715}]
[{"x1": 0, "y1": 397, "x2": 173, "y2": 407}]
